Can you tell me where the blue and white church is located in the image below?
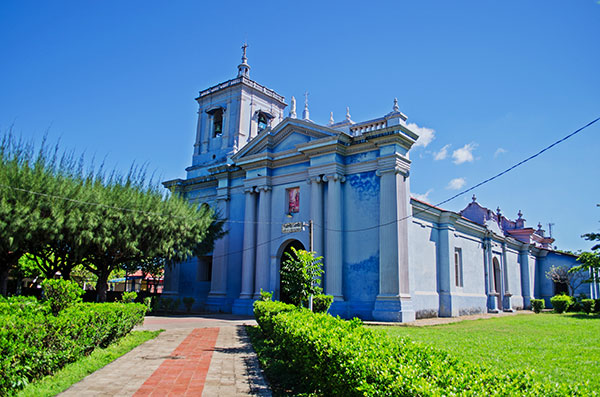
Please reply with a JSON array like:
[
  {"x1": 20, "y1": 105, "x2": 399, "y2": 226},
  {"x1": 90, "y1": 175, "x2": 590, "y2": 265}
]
[{"x1": 162, "y1": 47, "x2": 594, "y2": 322}]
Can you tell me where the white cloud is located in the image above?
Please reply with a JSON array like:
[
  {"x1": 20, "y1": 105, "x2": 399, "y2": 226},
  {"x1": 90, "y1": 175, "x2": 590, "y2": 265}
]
[
  {"x1": 408, "y1": 123, "x2": 435, "y2": 148},
  {"x1": 494, "y1": 147, "x2": 507, "y2": 158},
  {"x1": 434, "y1": 144, "x2": 451, "y2": 160},
  {"x1": 412, "y1": 189, "x2": 433, "y2": 203},
  {"x1": 452, "y1": 143, "x2": 476, "y2": 164},
  {"x1": 446, "y1": 177, "x2": 466, "y2": 190}
]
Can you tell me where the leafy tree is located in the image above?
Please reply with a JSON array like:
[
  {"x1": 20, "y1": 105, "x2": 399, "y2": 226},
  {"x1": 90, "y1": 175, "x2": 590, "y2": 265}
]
[
  {"x1": 545, "y1": 265, "x2": 586, "y2": 296},
  {"x1": 569, "y1": 204, "x2": 600, "y2": 286},
  {"x1": 280, "y1": 247, "x2": 324, "y2": 307}
]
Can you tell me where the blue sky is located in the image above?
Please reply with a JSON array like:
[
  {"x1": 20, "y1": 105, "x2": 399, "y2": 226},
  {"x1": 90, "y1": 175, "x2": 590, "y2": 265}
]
[{"x1": 1, "y1": 1, "x2": 599, "y2": 251}]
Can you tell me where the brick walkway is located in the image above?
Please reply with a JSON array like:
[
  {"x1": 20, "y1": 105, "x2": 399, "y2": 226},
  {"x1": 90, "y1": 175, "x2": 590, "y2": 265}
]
[{"x1": 59, "y1": 315, "x2": 271, "y2": 397}]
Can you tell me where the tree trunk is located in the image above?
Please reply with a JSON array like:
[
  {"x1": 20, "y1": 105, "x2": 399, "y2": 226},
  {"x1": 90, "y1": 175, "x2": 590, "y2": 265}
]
[
  {"x1": 0, "y1": 268, "x2": 9, "y2": 296},
  {"x1": 95, "y1": 270, "x2": 110, "y2": 302}
]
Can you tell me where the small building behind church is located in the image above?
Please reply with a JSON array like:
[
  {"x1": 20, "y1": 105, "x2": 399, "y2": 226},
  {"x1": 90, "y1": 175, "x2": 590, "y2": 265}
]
[{"x1": 162, "y1": 47, "x2": 597, "y2": 321}]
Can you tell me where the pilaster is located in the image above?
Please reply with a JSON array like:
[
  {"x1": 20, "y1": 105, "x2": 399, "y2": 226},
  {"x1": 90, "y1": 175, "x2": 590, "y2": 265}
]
[
  {"x1": 437, "y1": 212, "x2": 459, "y2": 317},
  {"x1": 323, "y1": 173, "x2": 344, "y2": 300},
  {"x1": 206, "y1": 187, "x2": 230, "y2": 311},
  {"x1": 519, "y1": 244, "x2": 532, "y2": 309},
  {"x1": 236, "y1": 187, "x2": 257, "y2": 301},
  {"x1": 501, "y1": 242, "x2": 513, "y2": 311},
  {"x1": 308, "y1": 176, "x2": 324, "y2": 256},
  {"x1": 254, "y1": 185, "x2": 272, "y2": 299},
  {"x1": 372, "y1": 165, "x2": 415, "y2": 322}
]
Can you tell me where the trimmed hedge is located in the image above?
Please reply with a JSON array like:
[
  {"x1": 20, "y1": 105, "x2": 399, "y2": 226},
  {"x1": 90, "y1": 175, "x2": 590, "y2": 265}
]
[
  {"x1": 253, "y1": 301, "x2": 589, "y2": 396},
  {"x1": 0, "y1": 298, "x2": 146, "y2": 395},
  {"x1": 581, "y1": 299, "x2": 595, "y2": 314},
  {"x1": 531, "y1": 298, "x2": 545, "y2": 313},
  {"x1": 312, "y1": 294, "x2": 333, "y2": 313},
  {"x1": 550, "y1": 295, "x2": 572, "y2": 314}
]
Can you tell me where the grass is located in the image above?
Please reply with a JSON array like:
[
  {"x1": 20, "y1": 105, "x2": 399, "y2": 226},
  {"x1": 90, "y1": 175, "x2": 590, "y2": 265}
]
[
  {"x1": 374, "y1": 313, "x2": 600, "y2": 390},
  {"x1": 16, "y1": 330, "x2": 162, "y2": 397}
]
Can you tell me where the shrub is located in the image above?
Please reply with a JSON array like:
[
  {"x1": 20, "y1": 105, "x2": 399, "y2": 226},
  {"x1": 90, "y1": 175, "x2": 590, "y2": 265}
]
[
  {"x1": 41, "y1": 278, "x2": 83, "y2": 315},
  {"x1": 280, "y1": 248, "x2": 323, "y2": 306},
  {"x1": 259, "y1": 288, "x2": 272, "y2": 302},
  {"x1": 530, "y1": 299, "x2": 545, "y2": 314},
  {"x1": 120, "y1": 291, "x2": 138, "y2": 303},
  {"x1": 581, "y1": 299, "x2": 595, "y2": 314},
  {"x1": 0, "y1": 299, "x2": 146, "y2": 395},
  {"x1": 594, "y1": 299, "x2": 600, "y2": 314},
  {"x1": 550, "y1": 295, "x2": 573, "y2": 314},
  {"x1": 312, "y1": 294, "x2": 333, "y2": 313},
  {"x1": 182, "y1": 297, "x2": 195, "y2": 313},
  {"x1": 252, "y1": 301, "x2": 583, "y2": 396},
  {"x1": 144, "y1": 296, "x2": 153, "y2": 311}
]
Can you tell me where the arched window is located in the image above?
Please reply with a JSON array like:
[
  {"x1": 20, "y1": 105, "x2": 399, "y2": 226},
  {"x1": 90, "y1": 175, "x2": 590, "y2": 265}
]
[
  {"x1": 257, "y1": 112, "x2": 269, "y2": 132},
  {"x1": 212, "y1": 108, "x2": 223, "y2": 137}
]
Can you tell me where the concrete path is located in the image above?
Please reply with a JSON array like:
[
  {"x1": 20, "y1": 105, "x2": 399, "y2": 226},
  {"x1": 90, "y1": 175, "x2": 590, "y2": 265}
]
[{"x1": 59, "y1": 314, "x2": 271, "y2": 397}]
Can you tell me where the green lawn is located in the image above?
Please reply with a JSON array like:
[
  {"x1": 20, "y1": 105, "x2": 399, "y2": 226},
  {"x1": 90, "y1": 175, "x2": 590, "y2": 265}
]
[{"x1": 374, "y1": 313, "x2": 600, "y2": 390}]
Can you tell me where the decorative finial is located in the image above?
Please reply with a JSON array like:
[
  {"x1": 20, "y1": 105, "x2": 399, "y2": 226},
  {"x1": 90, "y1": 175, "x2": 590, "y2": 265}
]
[
  {"x1": 346, "y1": 106, "x2": 351, "y2": 121},
  {"x1": 517, "y1": 210, "x2": 523, "y2": 219},
  {"x1": 393, "y1": 98, "x2": 399, "y2": 112},
  {"x1": 289, "y1": 96, "x2": 297, "y2": 119},
  {"x1": 302, "y1": 91, "x2": 310, "y2": 120},
  {"x1": 472, "y1": 194, "x2": 477, "y2": 202},
  {"x1": 329, "y1": 112, "x2": 334, "y2": 126},
  {"x1": 537, "y1": 222, "x2": 542, "y2": 230},
  {"x1": 496, "y1": 207, "x2": 501, "y2": 216},
  {"x1": 237, "y1": 42, "x2": 251, "y2": 78}
]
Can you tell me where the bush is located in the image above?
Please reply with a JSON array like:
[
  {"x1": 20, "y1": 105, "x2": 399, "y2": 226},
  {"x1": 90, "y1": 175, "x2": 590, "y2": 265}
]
[
  {"x1": 253, "y1": 301, "x2": 583, "y2": 396},
  {"x1": 312, "y1": 294, "x2": 333, "y2": 313},
  {"x1": 550, "y1": 295, "x2": 572, "y2": 314},
  {"x1": 531, "y1": 299, "x2": 545, "y2": 314},
  {"x1": 182, "y1": 297, "x2": 195, "y2": 313},
  {"x1": 594, "y1": 299, "x2": 600, "y2": 314},
  {"x1": 144, "y1": 296, "x2": 153, "y2": 311},
  {"x1": 120, "y1": 291, "x2": 138, "y2": 303},
  {"x1": 259, "y1": 288, "x2": 272, "y2": 302},
  {"x1": 41, "y1": 279, "x2": 83, "y2": 315},
  {"x1": 0, "y1": 298, "x2": 146, "y2": 395},
  {"x1": 581, "y1": 299, "x2": 595, "y2": 314}
]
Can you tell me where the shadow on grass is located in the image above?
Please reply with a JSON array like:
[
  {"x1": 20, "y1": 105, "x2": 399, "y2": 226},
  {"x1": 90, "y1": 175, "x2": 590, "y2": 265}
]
[{"x1": 565, "y1": 313, "x2": 600, "y2": 320}]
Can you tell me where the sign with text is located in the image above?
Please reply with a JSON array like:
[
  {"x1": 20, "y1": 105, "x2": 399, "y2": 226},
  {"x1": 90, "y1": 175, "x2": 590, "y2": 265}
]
[{"x1": 282, "y1": 222, "x2": 303, "y2": 234}]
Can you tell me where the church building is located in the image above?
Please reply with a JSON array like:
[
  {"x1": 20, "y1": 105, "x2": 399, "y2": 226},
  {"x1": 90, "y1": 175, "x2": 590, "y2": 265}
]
[{"x1": 162, "y1": 47, "x2": 593, "y2": 322}]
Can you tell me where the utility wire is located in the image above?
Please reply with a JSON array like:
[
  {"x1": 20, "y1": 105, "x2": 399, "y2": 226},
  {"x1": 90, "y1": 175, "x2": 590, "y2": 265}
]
[{"x1": 1, "y1": 116, "x2": 598, "y2": 238}]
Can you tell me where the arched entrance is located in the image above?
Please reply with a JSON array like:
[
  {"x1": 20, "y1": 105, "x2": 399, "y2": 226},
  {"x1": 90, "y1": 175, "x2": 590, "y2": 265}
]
[
  {"x1": 278, "y1": 239, "x2": 305, "y2": 304},
  {"x1": 492, "y1": 257, "x2": 502, "y2": 308}
]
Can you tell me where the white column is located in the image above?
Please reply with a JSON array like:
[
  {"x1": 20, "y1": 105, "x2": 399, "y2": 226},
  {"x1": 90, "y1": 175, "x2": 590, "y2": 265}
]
[
  {"x1": 221, "y1": 107, "x2": 230, "y2": 150},
  {"x1": 254, "y1": 185, "x2": 272, "y2": 298},
  {"x1": 208, "y1": 197, "x2": 228, "y2": 297},
  {"x1": 324, "y1": 173, "x2": 344, "y2": 300},
  {"x1": 437, "y1": 212, "x2": 457, "y2": 317},
  {"x1": 239, "y1": 187, "x2": 256, "y2": 299},
  {"x1": 309, "y1": 176, "x2": 324, "y2": 255}
]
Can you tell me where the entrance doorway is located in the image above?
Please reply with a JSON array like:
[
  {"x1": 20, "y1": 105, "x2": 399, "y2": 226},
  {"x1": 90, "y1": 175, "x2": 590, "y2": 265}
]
[
  {"x1": 279, "y1": 239, "x2": 305, "y2": 304},
  {"x1": 492, "y1": 257, "x2": 502, "y2": 308}
]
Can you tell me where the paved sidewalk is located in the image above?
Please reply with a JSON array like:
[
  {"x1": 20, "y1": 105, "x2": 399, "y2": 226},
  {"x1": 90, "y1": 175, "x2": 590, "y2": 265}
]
[{"x1": 59, "y1": 315, "x2": 271, "y2": 397}]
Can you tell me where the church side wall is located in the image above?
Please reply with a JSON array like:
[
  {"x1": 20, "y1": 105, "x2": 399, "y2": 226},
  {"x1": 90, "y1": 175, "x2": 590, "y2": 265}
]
[
  {"x1": 225, "y1": 182, "x2": 246, "y2": 306},
  {"x1": 453, "y1": 229, "x2": 488, "y2": 316},
  {"x1": 408, "y1": 217, "x2": 440, "y2": 319},
  {"x1": 505, "y1": 245, "x2": 523, "y2": 309}
]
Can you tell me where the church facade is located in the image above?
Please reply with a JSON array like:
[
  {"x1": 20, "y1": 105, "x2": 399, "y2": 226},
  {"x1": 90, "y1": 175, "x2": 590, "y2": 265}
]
[{"x1": 162, "y1": 48, "x2": 593, "y2": 322}]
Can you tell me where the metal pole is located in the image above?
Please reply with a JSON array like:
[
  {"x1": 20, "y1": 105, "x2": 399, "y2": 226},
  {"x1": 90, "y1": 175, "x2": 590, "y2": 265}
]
[{"x1": 308, "y1": 219, "x2": 314, "y2": 311}]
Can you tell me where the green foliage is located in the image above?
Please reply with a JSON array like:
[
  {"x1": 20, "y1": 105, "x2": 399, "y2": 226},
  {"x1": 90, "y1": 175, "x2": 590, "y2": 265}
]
[
  {"x1": 0, "y1": 131, "x2": 223, "y2": 299},
  {"x1": 530, "y1": 298, "x2": 545, "y2": 313},
  {"x1": 16, "y1": 330, "x2": 160, "y2": 397},
  {"x1": 182, "y1": 297, "x2": 195, "y2": 313},
  {"x1": 143, "y1": 297, "x2": 152, "y2": 311},
  {"x1": 120, "y1": 291, "x2": 137, "y2": 303},
  {"x1": 0, "y1": 297, "x2": 146, "y2": 395},
  {"x1": 252, "y1": 301, "x2": 584, "y2": 396},
  {"x1": 595, "y1": 299, "x2": 600, "y2": 314},
  {"x1": 312, "y1": 294, "x2": 333, "y2": 313},
  {"x1": 550, "y1": 295, "x2": 573, "y2": 314},
  {"x1": 259, "y1": 288, "x2": 272, "y2": 302},
  {"x1": 41, "y1": 279, "x2": 83, "y2": 315},
  {"x1": 156, "y1": 297, "x2": 180, "y2": 313},
  {"x1": 581, "y1": 299, "x2": 595, "y2": 314},
  {"x1": 280, "y1": 247, "x2": 323, "y2": 307}
]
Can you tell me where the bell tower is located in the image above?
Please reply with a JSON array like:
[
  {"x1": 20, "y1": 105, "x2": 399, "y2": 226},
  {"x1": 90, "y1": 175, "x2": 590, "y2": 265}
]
[{"x1": 187, "y1": 45, "x2": 287, "y2": 179}]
